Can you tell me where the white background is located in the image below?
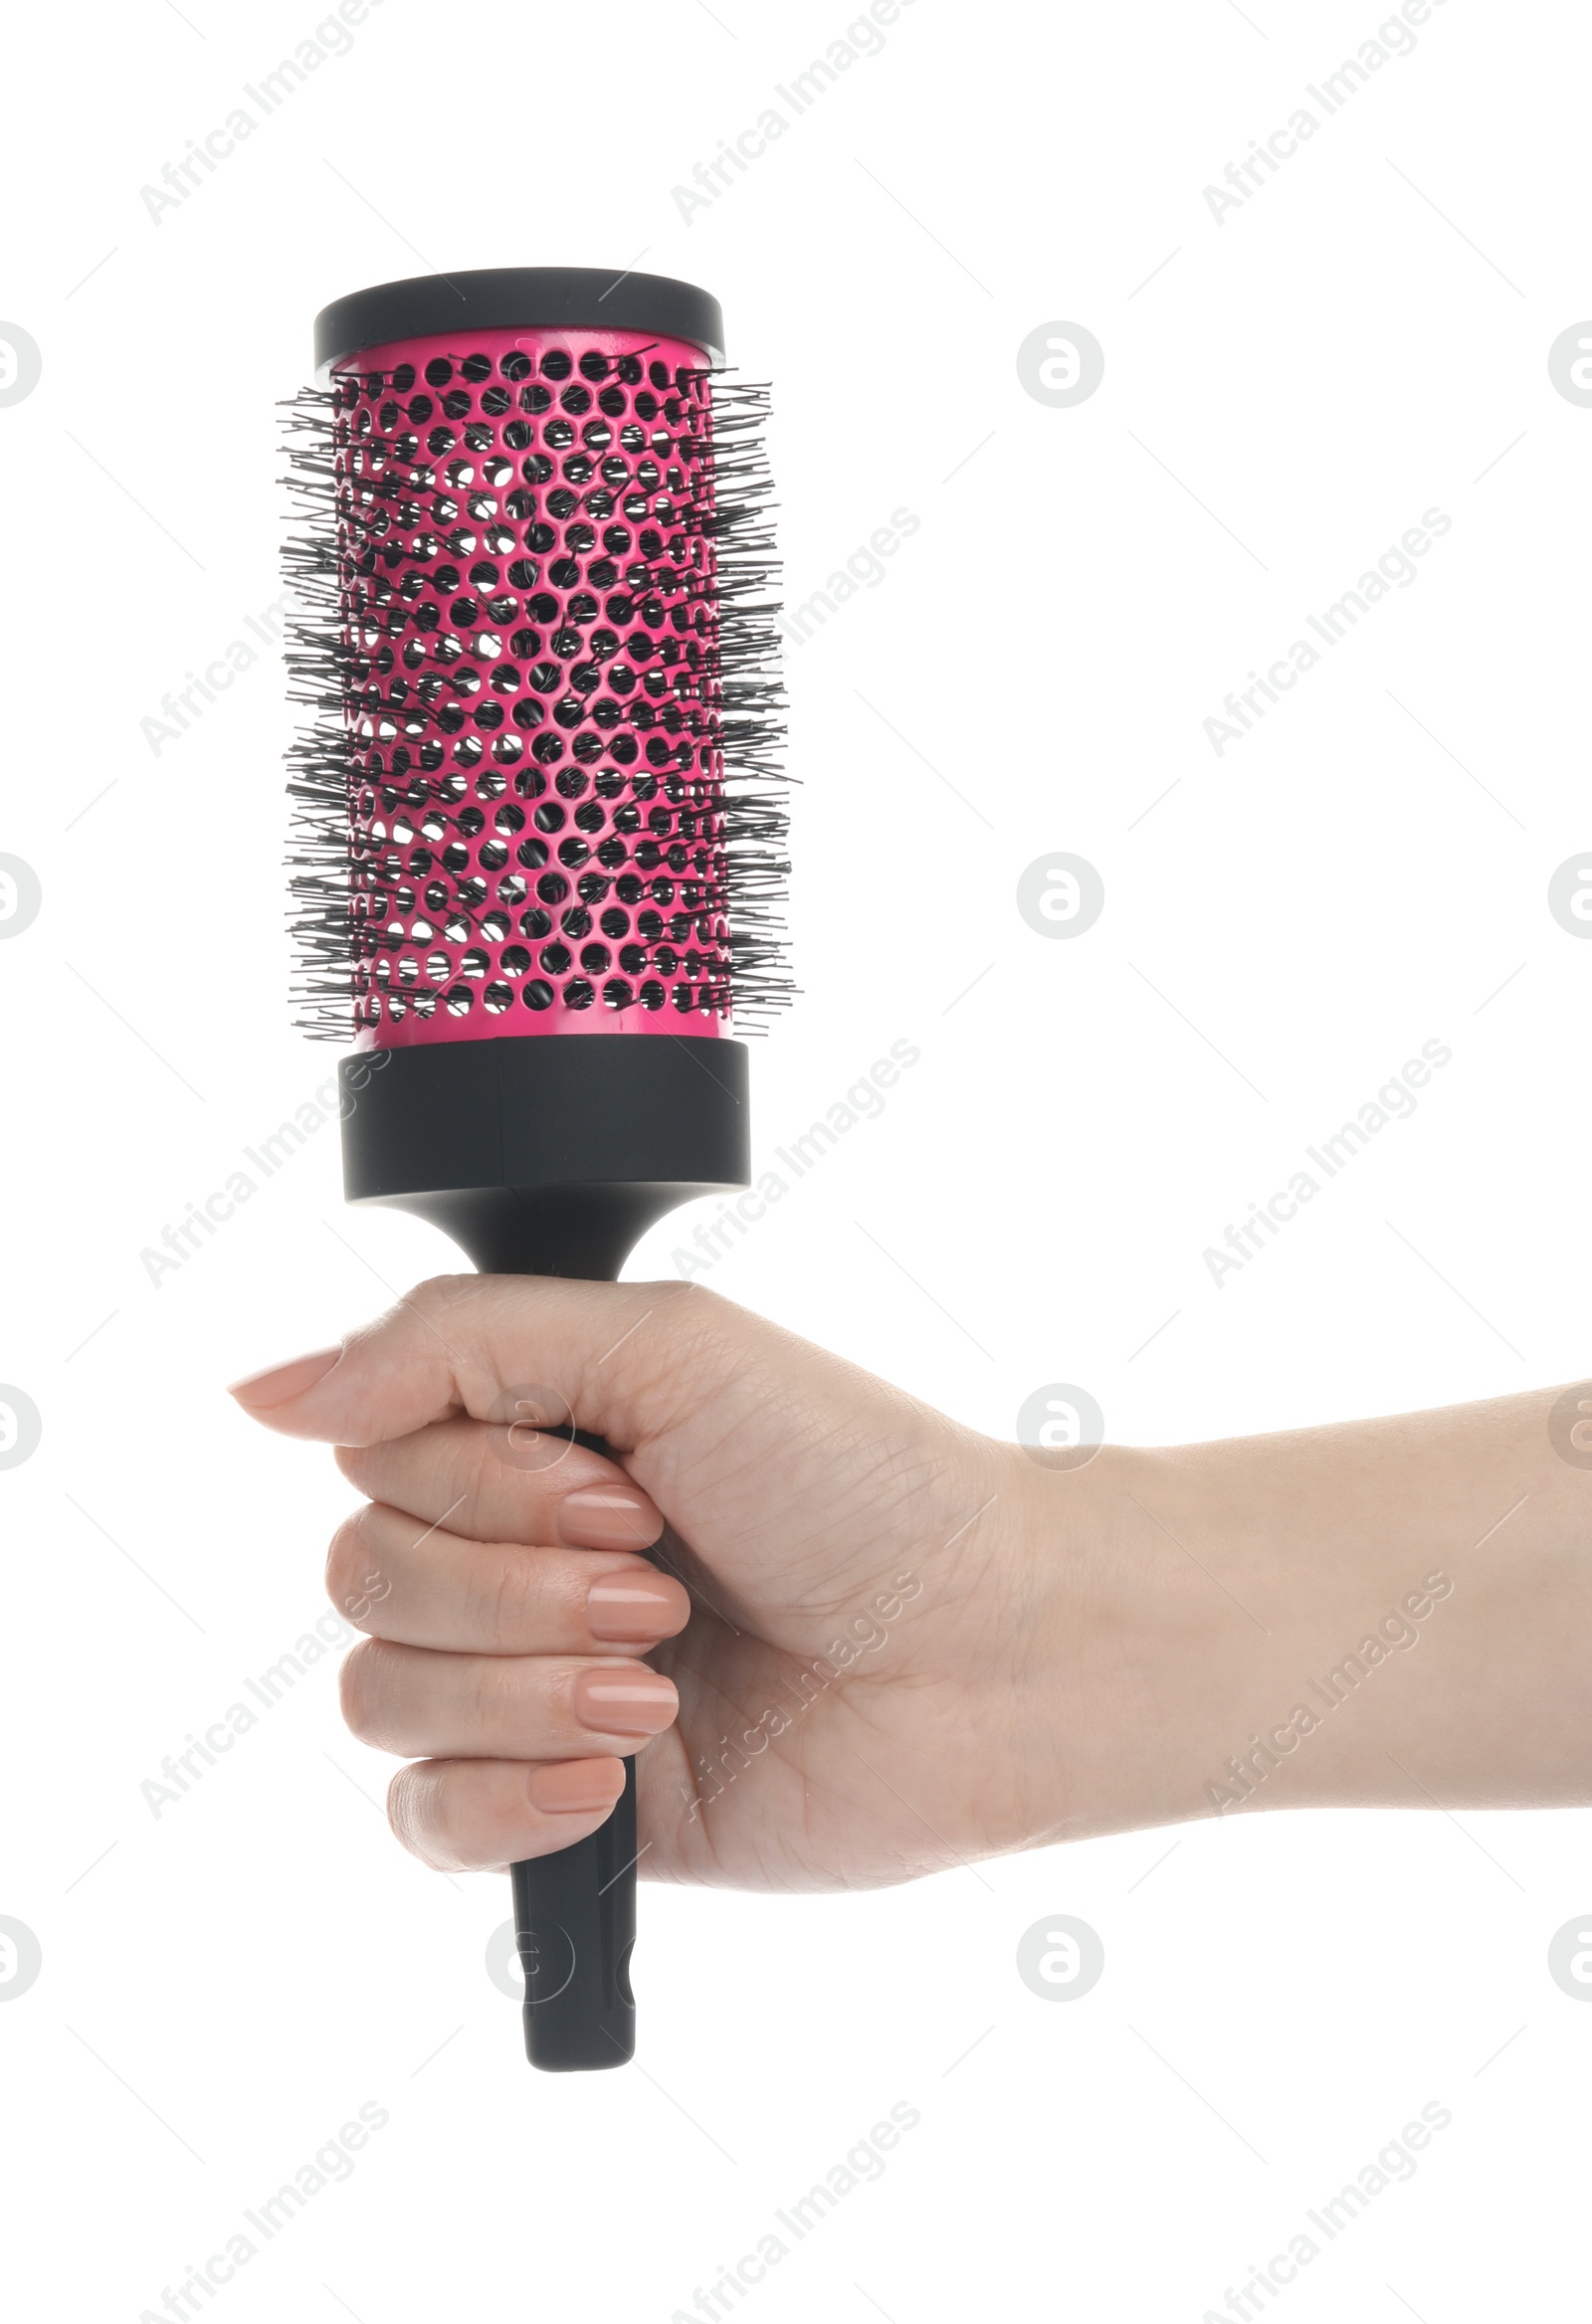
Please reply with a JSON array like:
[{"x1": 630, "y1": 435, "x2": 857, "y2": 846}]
[{"x1": 1, "y1": 1, "x2": 1589, "y2": 2317}]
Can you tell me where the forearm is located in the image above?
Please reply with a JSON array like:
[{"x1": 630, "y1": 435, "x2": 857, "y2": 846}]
[{"x1": 1027, "y1": 1386, "x2": 1592, "y2": 1839}]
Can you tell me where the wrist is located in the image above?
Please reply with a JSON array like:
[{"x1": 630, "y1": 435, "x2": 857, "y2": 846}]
[{"x1": 1005, "y1": 1441, "x2": 1261, "y2": 1845}]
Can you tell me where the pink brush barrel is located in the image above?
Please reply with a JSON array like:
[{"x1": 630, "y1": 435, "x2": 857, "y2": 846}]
[{"x1": 330, "y1": 325, "x2": 733, "y2": 1048}]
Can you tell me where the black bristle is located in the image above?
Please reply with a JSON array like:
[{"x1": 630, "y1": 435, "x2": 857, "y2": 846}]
[{"x1": 279, "y1": 356, "x2": 792, "y2": 1043}]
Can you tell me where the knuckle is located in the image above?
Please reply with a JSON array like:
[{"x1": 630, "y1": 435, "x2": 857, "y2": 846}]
[
  {"x1": 388, "y1": 1762, "x2": 503, "y2": 1874},
  {"x1": 386, "y1": 1763, "x2": 433, "y2": 1857},
  {"x1": 661, "y1": 1278, "x2": 742, "y2": 1368},
  {"x1": 337, "y1": 1639, "x2": 391, "y2": 1744},
  {"x1": 407, "y1": 1273, "x2": 474, "y2": 1321},
  {"x1": 324, "y1": 1510, "x2": 377, "y2": 1628},
  {"x1": 673, "y1": 1277, "x2": 730, "y2": 1319}
]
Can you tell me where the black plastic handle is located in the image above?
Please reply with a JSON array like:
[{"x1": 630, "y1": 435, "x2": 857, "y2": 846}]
[
  {"x1": 338, "y1": 1035, "x2": 754, "y2": 2070},
  {"x1": 512, "y1": 1759, "x2": 638, "y2": 2069},
  {"x1": 505, "y1": 1416, "x2": 643, "y2": 2072}
]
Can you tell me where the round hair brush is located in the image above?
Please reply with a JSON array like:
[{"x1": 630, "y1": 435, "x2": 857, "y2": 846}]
[{"x1": 282, "y1": 268, "x2": 788, "y2": 2071}]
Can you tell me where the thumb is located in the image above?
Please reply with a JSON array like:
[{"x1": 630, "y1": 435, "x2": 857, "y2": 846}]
[{"x1": 227, "y1": 1273, "x2": 743, "y2": 1452}]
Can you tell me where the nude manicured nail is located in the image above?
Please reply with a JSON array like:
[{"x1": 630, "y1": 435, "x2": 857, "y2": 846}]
[
  {"x1": 586, "y1": 1570, "x2": 689, "y2": 1643},
  {"x1": 527, "y1": 1761, "x2": 626, "y2": 1816},
  {"x1": 227, "y1": 1345, "x2": 342, "y2": 1408},
  {"x1": 556, "y1": 1486, "x2": 661, "y2": 1551},
  {"x1": 573, "y1": 1667, "x2": 679, "y2": 1737}
]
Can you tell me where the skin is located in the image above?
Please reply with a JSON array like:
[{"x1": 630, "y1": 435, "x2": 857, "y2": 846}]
[{"x1": 229, "y1": 1275, "x2": 1592, "y2": 1884}]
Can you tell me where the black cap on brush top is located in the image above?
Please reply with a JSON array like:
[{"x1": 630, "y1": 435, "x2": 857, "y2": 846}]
[{"x1": 312, "y1": 267, "x2": 727, "y2": 376}]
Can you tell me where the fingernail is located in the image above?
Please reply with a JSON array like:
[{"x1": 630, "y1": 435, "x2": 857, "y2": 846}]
[
  {"x1": 527, "y1": 1760, "x2": 625, "y2": 1816},
  {"x1": 556, "y1": 1485, "x2": 661, "y2": 1552},
  {"x1": 227, "y1": 1345, "x2": 343, "y2": 1409},
  {"x1": 586, "y1": 1570, "x2": 690, "y2": 1644},
  {"x1": 573, "y1": 1666, "x2": 679, "y2": 1737}
]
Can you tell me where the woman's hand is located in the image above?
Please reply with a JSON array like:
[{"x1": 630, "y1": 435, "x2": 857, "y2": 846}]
[
  {"x1": 230, "y1": 1274, "x2": 1592, "y2": 1884},
  {"x1": 227, "y1": 1275, "x2": 1100, "y2": 1886}
]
